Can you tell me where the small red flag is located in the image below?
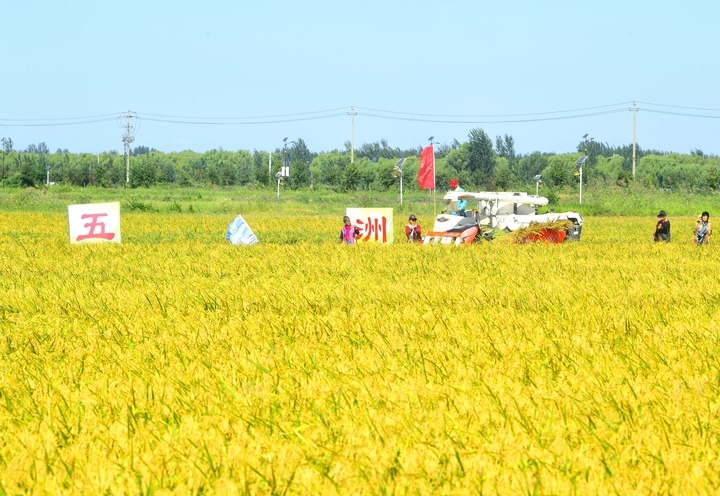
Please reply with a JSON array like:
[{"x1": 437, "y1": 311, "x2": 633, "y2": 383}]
[{"x1": 418, "y1": 145, "x2": 435, "y2": 190}]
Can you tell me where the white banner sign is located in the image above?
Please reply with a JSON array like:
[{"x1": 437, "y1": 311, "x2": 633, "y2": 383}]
[
  {"x1": 68, "y1": 202, "x2": 121, "y2": 244},
  {"x1": 346, "y1": 208, "x2": 394, "y2": 244}
]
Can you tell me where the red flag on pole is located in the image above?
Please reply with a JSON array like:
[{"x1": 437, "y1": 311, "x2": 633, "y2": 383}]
[{"x1": 418, "y1": 145, "x2": 435, "y2": 190}]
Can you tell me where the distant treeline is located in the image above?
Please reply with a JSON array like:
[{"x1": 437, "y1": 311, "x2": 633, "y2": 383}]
[{"x1": 1, "y1": 131, "x2": 719, "y2": 193}]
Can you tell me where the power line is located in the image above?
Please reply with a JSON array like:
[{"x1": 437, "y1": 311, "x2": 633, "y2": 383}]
[
  {"x1": 0, "y1": 117, "x2": 117, "y2": 127},
  {"x1": 138, "y1": 107, "x2": 349, "y2": 120},
  {"x1": 0, "y1": 113, "x2": 118, "y2": 122},
  {"x1": 0, "y1": 110, "x2": 349, "y2": 127},
  {"x1": 359, "y1": 108, "x2": 628, "y2": 124},
  {"x1": 139, "y1": 112, "x2": 348, "y2": 125},
  {"x1": 2, "y1": 101, "x2": 720, "y2": 130},
  {"x1": 355, "y1": 101, "x2": 633, "y2": 118},
  {"x1": 636, "y1": 101, "x2": 720, "y2": 112},
  {"x1": 641, "y1": 109, "x2": 720, "y2": 119}
]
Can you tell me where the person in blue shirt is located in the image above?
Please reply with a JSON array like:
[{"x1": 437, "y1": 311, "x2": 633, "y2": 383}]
[
  {"x1": 694, "y1": 211, "x2": 711, "y2": 245},
  {"x1": 442, "y1": 178, "x2": 467, "y2": 215}
]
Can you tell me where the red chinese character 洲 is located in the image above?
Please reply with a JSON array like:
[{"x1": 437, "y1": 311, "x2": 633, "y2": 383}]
[
  {"x1": 354, "y1": 216, "x2": 387, "y2": 243},
  {"x1": 76, "y1": 213, "x2": 115, "y2": 241}
]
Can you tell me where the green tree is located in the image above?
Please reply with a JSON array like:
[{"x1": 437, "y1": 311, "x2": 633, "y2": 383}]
[
  {"x1": 235, "y1": 150, "x2": 254, "y2": 185},
  {"x1": 352, "y1": 138, "x2": 419, "y2": 160},
  {"x1": 205, "y1": 149, "x2": 236, "y2": 186},
  {"x1": 705, "y1": 166, "x2": 720, "y2": 191},
  {"x1": 154, "y1": 153, "x2": 177, "y2": 184},
  {"x1": 356, "y1": 159, "x2": 377, "y2": 190},
  {"x1": 467, "y1": 128, "x2": 495, "y2": 189},
  {"x1": 495, "y1": 135, "x2": 507, "y2": 157},
  {"x1": 174, "y1": 151, "x2": 205, "y2": 184},
  {"x1": 543, "y1": 155, "x2": 572, "y2": 188},
  {"x1": 17, "y1": 154, "x2": 39, "y2": 187},
  {"x1": 492, "y1": 158, "x2": 516, "y2": 190},
  {"x1": 495, "y1": 134, "x2": 516, "y2": 168},
  {"x1": 64, "y1": 153, "x2": 90, "y2": 185},
  {"x1": 503, "y1": 135, "x2": 516, "y2": 169},
  {"x1": 253, "y1": 150, "x2": 271, "y2": 186},
  {"x1": 341, "y1": 161, "x2": 360, "y2": 191},
  {"x1": 310, "y1": 152, "x2": 348, "y2": 188},
  {"x1": 289, "y1": 139, "x2": 312, "y2": 188},
  {"x1": 130, "y1": 154, "x2": 157, "y2": 187},
  {"x1": 133, "y1": 146, "x2": 157, "y2": 155},
  {"x1": 444, "y1": 143, "x2": 469, "y2": 175},
  {"x1": 373, "y1": 159, "x2": 397, "y2": 191},
  {"x1": 513, "y1": 151, "x2": 548, "y2": 185},
  {"x1": 106, "y1": 153, "x2": 126, "y2": 186}
]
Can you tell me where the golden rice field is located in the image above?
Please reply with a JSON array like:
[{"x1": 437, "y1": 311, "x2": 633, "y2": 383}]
[{"x1": 1, "y1": 211, "x2": 720, "y2": 495}]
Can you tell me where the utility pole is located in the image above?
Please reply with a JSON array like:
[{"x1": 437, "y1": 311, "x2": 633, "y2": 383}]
[
  {"x1": 580, "y1": 162, "x2": 583, "y2": 204},
  {"x1": 349, "y1": 106, "x2": 356, "y2": 163},
  {"x1": 394, "y1": 158, "x2": 406, "y2": 204},
  {"x1": 119, "y1": 110, "x2": 138, "y2": 184},
  {"x1": 631, "y1": 102, "x2": 638, "y2": 180}
]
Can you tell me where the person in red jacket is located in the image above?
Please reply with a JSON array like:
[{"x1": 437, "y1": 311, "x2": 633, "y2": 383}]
[{"x1": 405, "y1": 214, "x2": 423, "y2": 243}]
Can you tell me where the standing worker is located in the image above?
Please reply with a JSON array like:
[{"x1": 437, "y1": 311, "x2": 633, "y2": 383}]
[
  {"x1": 339, "y1": 215, "x2": 360, "y2": 244},
  {"x1": 442, "y1": 178, "x2": 467, "y2": 216},
  {"x1": 653, "y1": 210, "x2": 671, "y2": 242},
  {"x1": 405, "y1": 214, "x2": 423, "y2": 243},
  {"x1": 694, "y1": 211, "x2": 712, "y2": 245}
]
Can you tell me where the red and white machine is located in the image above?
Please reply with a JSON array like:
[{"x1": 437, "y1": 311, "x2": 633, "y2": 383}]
[{"x1": 423, "y1": 191, "x2": 583, "y2": 245}]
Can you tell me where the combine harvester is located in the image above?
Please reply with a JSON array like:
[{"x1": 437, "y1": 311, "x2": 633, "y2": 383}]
[{"x1": 423, "y1": 191, "x2": 583, "y2": 245}]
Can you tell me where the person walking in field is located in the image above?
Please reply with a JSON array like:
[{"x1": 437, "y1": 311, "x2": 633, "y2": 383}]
[
  {"x1": 405, "y1": 214, "x2": 423, "y2": 243},
  {"x1": 694, "y1": 211, "x2": 712, "y2": 245},
  {"x1": 339, "y1": 215, "x2": 360, "y2": 244},
  {"x1": 653, "y1": 210, "x2": 671, "y2": 242}
]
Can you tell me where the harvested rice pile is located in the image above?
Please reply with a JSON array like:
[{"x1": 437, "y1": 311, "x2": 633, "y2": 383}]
[{"x1": 508, "y1": 219, "x2": 573, "y2": 243}]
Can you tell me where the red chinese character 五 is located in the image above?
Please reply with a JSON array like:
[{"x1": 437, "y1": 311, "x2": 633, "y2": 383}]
[{"x1": 76, "y1": 213, "x2": 115, "y2": 241}]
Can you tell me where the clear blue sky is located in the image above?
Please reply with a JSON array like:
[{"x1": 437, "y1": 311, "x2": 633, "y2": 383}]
[{"x1": 1, "y1": 0, "x2": 719, "y2": 156}]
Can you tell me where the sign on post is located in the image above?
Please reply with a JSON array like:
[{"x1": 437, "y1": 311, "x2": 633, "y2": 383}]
[
  {"x1": 68, "y1": 202, "x2": 121, "y2": 244},
  {"x1": 346, "y1": 208, "x2": 394, "y2": 244}
]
